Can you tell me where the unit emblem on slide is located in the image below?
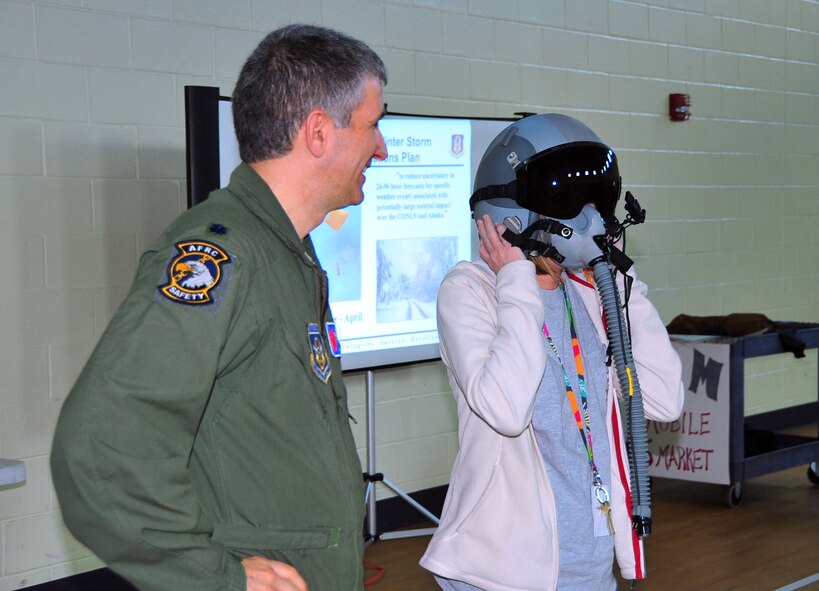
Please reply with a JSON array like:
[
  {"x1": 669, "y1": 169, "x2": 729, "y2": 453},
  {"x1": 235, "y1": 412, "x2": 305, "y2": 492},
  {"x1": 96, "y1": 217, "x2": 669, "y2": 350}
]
[{"x1": 450, "y1": 134, "x2": 464, "y2": 157}]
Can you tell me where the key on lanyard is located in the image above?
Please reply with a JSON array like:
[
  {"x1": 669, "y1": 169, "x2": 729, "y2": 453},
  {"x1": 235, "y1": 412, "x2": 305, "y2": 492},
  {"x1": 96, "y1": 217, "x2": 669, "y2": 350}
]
[{"x1": 595, "y1": 484, "x2": 615, "y2": 535}]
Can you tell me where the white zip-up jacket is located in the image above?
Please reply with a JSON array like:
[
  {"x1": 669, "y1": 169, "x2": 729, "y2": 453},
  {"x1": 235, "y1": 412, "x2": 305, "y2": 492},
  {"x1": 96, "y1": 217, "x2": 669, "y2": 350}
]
[{"x1": 420, "y1": 258, "x2": 684, "y2": 591}]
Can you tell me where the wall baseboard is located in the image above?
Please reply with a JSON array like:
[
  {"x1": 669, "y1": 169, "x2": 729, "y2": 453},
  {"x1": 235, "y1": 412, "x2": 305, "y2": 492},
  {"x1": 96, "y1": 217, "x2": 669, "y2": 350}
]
[
  {"x1": 25, "y1": 485, "x2": 448, "y2": 590},
  {"x1": 368, "y1": 483, "x2": 447, "y2": 536},
  {"x1": 25, "y1": 569, "x2": 136, "y2": 591}
]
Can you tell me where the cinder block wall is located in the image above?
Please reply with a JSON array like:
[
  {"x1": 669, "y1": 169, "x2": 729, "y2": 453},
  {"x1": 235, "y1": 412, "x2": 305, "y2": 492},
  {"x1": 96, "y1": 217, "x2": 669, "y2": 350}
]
[{"x1": 1, "y1": 1, "x2": 817, "y2": 587}]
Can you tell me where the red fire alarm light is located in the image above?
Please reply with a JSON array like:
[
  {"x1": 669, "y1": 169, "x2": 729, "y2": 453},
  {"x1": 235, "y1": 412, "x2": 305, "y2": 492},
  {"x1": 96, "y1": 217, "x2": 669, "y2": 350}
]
[{"x1": 669, "y1": 93, "x2": 691, "y2": 121}]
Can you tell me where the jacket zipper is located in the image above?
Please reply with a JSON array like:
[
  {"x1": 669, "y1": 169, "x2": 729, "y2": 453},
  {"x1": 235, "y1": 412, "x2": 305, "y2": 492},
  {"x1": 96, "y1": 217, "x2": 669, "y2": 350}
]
[{"x1": 306, "y1": 252, "x2": 363, "y2": 527}]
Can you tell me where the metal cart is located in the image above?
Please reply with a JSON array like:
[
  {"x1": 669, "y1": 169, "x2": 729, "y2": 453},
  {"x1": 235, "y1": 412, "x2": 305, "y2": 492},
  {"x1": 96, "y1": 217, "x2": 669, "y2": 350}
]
[
  {"x1": 725, "y1": 322, "x2": 819, "y2": 506},
  {"x1": 648, "y1": 322, "x2": 819, "y2": 507}
]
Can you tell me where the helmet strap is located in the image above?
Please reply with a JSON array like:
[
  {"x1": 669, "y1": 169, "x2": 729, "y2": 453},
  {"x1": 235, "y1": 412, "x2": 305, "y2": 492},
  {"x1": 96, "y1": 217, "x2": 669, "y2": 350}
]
[
  {"x1": 469, "y1": 181, "x2": 517, "y2": 211},
  {"x1": 500, "y1": 217, "x2": 574, "y2": 265}
]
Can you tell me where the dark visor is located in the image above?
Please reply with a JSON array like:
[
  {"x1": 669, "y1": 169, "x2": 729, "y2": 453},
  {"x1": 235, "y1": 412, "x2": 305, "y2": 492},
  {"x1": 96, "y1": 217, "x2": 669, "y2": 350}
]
[{"x1": 516, "y1": 142, "x2": 621, "y2": 219}]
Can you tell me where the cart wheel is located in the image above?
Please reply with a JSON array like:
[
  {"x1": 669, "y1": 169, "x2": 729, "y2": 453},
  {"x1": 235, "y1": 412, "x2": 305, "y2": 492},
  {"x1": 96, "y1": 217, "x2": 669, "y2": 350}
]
[
  {"x1": 808, "y1": 462, "x2": 819, "y2": 485},
  {"x1": 727, "y1": 482, "x2": 743, "y2": 507}
]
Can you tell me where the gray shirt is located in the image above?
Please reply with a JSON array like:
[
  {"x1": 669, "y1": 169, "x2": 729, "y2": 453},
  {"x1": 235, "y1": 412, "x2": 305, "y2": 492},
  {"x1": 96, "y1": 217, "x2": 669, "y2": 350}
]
[{"x1": 533, "y1": 279, "x2": 616, "y2": 591}]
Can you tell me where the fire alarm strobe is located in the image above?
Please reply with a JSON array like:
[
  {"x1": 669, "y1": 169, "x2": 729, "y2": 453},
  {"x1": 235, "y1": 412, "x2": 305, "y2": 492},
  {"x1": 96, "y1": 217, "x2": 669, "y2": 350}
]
[{"x1": 669, "y1": 93, "x2": 691, "y2": 121}]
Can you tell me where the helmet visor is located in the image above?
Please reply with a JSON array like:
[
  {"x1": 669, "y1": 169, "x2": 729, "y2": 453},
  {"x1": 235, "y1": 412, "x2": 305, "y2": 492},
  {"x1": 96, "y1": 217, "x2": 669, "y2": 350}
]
[{"x1": 515, "y1": 142, "x2": 621, "y2": 219}]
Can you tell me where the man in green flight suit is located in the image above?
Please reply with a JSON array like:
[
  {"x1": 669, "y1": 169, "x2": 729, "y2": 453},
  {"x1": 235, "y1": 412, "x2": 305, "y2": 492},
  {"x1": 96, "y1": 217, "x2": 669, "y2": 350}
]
[{"x1": 50, "y1": 24, "x2": 388, "y2": 591}]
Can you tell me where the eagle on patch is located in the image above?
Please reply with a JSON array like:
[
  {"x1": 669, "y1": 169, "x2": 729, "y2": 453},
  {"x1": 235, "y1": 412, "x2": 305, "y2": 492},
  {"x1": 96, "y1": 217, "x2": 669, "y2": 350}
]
[{"x1": 159, "y1": 240, "x2": 231, "y2": 305}]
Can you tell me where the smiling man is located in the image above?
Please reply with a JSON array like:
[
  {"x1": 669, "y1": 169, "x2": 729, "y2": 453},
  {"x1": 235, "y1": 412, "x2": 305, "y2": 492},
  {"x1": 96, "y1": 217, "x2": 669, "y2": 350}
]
[{"x1": 51, "y1": 25, "x2": 388, "y2": 591}]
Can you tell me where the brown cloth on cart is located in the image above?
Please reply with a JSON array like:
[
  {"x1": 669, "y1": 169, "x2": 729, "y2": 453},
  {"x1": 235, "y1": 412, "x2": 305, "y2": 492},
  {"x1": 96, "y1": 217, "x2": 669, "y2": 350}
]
[{"x1": 666, "y1": 313, "x2": 806, "y2": 358}]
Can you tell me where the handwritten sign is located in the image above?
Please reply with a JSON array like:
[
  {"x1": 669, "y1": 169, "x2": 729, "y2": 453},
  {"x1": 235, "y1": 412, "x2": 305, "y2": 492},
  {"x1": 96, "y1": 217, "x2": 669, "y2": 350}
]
[{"x1": 647, "y1": 339, "x2": 731, "y2": 484}]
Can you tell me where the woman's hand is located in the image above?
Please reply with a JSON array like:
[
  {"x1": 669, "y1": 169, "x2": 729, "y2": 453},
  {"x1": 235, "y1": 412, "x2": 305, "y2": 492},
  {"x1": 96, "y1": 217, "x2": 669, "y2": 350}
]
[{"x1": 477, "y1": 214, "x2": 525, "y2": 274}]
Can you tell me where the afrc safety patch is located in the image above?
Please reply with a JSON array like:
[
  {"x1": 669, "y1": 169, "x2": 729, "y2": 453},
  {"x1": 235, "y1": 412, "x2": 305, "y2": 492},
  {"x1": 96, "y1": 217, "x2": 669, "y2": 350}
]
[{"x1": 159, "y1": 240, "x2": 231, "y2": 305}]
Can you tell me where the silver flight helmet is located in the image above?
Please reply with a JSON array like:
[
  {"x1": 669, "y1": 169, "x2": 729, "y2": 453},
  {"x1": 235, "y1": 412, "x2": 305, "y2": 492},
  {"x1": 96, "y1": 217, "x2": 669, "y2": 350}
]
[{"x1": 470, "y1": 113, "x2": 621, "y2": 269}]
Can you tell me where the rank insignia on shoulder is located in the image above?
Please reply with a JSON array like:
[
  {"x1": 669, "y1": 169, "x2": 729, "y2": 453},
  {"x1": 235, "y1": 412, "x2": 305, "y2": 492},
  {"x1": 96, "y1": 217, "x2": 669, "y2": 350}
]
[
  {"x1": 308, "y1": 323, "x2": 332, "y2": 383},
  {"x1": 158, "y1": 240, "x2": 231, "y2": 305}
]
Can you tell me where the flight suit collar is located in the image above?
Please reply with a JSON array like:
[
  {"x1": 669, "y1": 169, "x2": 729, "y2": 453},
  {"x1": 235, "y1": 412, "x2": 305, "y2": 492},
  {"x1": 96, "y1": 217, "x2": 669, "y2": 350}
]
[{"x1": 227, "y1": 162, "x2": 310, "y2": 255}]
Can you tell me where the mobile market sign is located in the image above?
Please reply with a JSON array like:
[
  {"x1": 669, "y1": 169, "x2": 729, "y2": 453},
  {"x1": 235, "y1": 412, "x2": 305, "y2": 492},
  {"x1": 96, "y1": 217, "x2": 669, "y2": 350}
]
[{"x1": 647, "y1": 338, "x2": 731, "y2": 485}]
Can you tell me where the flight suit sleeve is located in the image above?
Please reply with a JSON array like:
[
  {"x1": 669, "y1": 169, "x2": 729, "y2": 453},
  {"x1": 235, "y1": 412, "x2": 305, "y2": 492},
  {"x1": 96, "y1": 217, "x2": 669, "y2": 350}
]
[{"x1": 50, "y1": 240, "x2": 254, "y2": 591}]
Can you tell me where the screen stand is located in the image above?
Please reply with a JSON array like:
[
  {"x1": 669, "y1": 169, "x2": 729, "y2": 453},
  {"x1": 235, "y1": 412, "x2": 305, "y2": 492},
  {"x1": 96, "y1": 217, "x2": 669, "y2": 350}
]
[{"x1": 363, "y1": 369, "x2": 440, "y2": 544}]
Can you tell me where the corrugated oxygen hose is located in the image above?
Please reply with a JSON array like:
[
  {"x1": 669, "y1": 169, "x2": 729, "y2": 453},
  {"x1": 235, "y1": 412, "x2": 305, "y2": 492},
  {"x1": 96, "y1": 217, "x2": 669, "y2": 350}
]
[{"x1": 591, "y1": 259, "x2": 652, "y2": 537}]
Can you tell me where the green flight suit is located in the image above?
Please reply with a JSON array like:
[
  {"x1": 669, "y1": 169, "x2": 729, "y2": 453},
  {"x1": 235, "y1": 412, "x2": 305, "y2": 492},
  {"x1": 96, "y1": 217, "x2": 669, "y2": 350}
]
[{"x1": 51, "y1": 163, "x2": 365, "y2": 590}]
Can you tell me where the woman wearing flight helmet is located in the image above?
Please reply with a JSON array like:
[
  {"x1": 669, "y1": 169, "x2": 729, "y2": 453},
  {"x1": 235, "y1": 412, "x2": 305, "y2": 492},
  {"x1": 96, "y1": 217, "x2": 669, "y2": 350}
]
[{"x1": 420, "y1": 114, "x2": 683, "y2": 591}]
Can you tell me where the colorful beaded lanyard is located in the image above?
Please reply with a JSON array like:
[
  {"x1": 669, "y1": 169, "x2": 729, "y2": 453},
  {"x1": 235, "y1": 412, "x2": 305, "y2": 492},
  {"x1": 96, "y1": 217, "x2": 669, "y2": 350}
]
[{"x1": 541, "y1": 282, "x2": 614, "y2": 534}]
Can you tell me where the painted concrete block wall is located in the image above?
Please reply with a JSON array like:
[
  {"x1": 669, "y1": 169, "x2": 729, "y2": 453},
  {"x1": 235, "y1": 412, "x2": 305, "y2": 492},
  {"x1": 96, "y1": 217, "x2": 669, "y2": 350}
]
[{"x1": 0, "y1": 0, "x2": 817, "y2": 587}]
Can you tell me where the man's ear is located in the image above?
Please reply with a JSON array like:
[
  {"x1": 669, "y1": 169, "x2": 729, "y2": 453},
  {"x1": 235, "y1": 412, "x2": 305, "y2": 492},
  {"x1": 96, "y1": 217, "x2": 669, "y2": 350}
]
[{"x1": 303, "y1": 109, "x2": 331, "y2": 158}]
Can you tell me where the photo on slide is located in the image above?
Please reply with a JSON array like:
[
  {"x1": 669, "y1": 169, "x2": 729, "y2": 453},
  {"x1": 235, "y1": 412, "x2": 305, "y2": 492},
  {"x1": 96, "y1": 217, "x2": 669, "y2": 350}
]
[{"x1": 375, "y1": 236, "x2": 457, "y2": 323}]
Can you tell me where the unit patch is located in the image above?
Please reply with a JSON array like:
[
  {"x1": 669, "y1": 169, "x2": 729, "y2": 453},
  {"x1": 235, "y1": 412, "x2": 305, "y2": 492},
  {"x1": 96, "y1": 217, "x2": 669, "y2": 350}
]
[
  {"x1": 159, "y1": 240, "x2": 231, "y2": 305},
  {"x1": 308, "y1": 323, "x2": 332, "y2": 383}
]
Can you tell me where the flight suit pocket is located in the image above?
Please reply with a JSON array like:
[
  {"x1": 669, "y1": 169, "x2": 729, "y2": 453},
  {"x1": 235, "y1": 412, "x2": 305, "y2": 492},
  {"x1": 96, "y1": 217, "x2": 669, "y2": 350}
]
[{"x1": 212, "y1": 523, "x2": 341, "y2": 556}]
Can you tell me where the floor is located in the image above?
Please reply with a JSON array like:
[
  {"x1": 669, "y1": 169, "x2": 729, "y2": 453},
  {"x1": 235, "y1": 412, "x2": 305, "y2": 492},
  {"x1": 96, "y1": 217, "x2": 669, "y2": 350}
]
[{"x1": 363, "y1": 460, "x2": 819, "y2": 590}]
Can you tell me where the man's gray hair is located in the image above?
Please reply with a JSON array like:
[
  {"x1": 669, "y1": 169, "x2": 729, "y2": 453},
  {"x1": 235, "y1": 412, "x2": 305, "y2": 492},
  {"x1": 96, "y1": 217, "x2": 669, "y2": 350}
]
[{"x1": 232, "y1": 24, "x2": 387, "y2": 163}]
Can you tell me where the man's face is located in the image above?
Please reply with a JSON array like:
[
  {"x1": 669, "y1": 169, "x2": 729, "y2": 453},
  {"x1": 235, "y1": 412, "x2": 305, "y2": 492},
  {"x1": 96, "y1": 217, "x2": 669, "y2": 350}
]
[{"x1": 325, "y1": 78, "x2": 387, "y2": 210}]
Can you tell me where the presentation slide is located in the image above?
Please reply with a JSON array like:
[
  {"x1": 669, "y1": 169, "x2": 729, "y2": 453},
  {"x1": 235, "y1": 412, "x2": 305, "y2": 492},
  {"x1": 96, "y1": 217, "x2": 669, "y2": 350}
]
[{"x1": 216, "y1": 102, "x2": 510, "y2": 369}]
